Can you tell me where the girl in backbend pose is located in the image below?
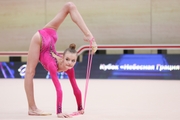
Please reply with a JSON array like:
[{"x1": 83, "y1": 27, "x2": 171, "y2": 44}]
[{"x1": 24, "y1": 2, "x2": 97, "y2": 118}]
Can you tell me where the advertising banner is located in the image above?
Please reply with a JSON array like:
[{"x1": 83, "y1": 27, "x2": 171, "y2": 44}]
[{"x1": 1, "y1": 54, "x2": 180, "y2": 80}]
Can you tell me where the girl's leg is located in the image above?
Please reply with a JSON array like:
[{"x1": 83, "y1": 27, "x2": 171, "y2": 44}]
[
  {"x1": 24, "y1": 32, "x2": 51, "y2": 115},
  {"x1": 44, "y1": 2, "x2": 97, "y2": 50}
]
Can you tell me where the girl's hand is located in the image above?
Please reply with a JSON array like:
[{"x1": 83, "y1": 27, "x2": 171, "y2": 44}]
[{"x1": 57, "y1": 113, "x2": 72, "y2": 118}]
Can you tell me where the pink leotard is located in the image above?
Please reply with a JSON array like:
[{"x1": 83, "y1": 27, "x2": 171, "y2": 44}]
[{"x1": 38, "y1": 28, "x2": 83, "y2": 114}]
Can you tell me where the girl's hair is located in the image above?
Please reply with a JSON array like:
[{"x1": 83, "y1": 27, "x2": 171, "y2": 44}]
[{"x1": 63, "y1": 43, "x2": 77, "y2": 55}]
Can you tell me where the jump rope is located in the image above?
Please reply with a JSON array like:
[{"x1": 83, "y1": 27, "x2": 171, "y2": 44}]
[{"x1": 71, "y1": 39, "x2": 94, "y2": 116}]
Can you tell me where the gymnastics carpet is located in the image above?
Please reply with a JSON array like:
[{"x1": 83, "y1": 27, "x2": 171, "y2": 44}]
[{"x1": 0, "y1": 79, "x2": 180, "y2": 120}]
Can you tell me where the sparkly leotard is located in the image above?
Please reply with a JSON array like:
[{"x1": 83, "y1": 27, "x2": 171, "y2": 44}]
[{"x1": 38, "y1": 28, "x2": 83, "y2": 114}]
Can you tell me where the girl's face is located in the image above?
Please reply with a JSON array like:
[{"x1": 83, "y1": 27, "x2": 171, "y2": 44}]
[{"x1": 63, "y1": 51, "x2": 77, "y2": 70}]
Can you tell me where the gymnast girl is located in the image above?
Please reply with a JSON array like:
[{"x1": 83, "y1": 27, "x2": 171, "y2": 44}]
[{"x1": 24, "y1": 2, "x2": 97, "y2": 118}]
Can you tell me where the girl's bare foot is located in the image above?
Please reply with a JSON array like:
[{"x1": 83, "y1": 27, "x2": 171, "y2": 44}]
[
  {"x1": 91, "y1": 38, "x2": 97, "y2": 54},
  {"x1": 83, "y1": 33, "x2": 93, "y2": 42},
  {"x1": 28, "y1": 109, "x2": 52, "y2": 116},
  {"x1": 57, "y1": 113, "x2": 72, "y2": 118},
  {"x1": 83, "y1": 34, "x2": 97, "y2": 54}
]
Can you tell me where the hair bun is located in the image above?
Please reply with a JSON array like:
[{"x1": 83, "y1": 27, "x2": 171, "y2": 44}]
[{"x1": 69, "y1": 43, "x2": 76, "y2": 50}]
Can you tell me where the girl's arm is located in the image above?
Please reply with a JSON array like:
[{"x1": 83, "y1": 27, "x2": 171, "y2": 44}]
[{"x1": 65, "y1": 68, "x2": 83, "y2": 111}]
